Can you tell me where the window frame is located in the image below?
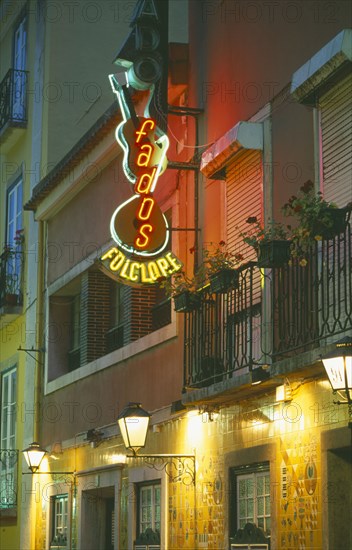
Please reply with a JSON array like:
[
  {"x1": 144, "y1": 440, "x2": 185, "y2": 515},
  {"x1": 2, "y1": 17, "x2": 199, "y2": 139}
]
[
  {"x1": 110, "y1": 281, "x2": 124, "y2": 329},
  {"x1": 50, "y1": 493, "x2": 69, "y2": 548},
  {"x1": 6, "y1": 177, "x2": 23, "y2": 246},
  {"x1": 229, "y1": 462, "x2": 271, "y2": 539},
  {"x1": 0, "y1": 366, "x2": 18, "y2": 510},
  {"x1": 1, "y1": 366, "x2": 17, "y2": 450},
  {"x1": 71, "y1": 293, "x2": 81, "y2": 352},
  {"x1": 12, "y1": 7, "x2": 28, "y2": 121},
  {"x1": 5, "y1": 177, "x2": 23, "y2": 292},
  {"x1": 137, "y1": 480, "x2": 161, "y2": 539}
]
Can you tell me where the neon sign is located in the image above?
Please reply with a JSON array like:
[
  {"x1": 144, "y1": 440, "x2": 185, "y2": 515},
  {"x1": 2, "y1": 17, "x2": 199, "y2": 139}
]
[{"x1": 100, "y1": 72, "x2": 182, "y2": 285}]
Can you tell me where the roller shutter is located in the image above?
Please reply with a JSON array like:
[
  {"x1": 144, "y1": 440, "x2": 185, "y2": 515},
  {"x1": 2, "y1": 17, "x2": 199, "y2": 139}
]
[
  {"x1": 227, "y1": 149, "x2": 263, "y2": 260},
  {"x1": 226, "y1": 149, "x2": 263, "y2": 364},
  {"x1": 320, "y1": 73, "x2": 352, "y2": 206}
]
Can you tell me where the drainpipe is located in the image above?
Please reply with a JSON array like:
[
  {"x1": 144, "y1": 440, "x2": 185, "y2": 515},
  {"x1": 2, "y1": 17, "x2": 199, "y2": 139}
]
[{"x1": 167, "y1": 106, "x2": 203, "y2": 272}]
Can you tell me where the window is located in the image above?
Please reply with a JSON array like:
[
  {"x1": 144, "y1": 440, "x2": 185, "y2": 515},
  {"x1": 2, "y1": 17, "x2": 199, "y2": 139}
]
[
  {"x1": 0, "y1": 367, "x2": 17, "y2": 508},
  {"x1": 107, "y1": 282, "x2": 125, "y2": 352},
  {"x1": 1, "y1": 368, "x2": 17, "y2": 451},
  {"x1": 13, "y1": 10, "x2": 27, "y2": 121},
  {"x1": 5, "y1": 178, "x2": 23, "y2": 294},
  {"x1": 6, "y1": 179, "x2": 23, "y2": 247},
  {"x1": 71, "y1": 294, "x2": 81, "y2": 351},
  {"x1": 51, "y1": 494, "x2": 68, "y2": 547},
  {"x1": 230, "y1": 463, "x2": 271, "y2": 538},
  {"x1": 110, "y1": 282, "x2": 124, "y2": 327},
  {"x1": 137, "y1": 482, "x2": 161, "y2": 539},
  {"x1": 68, "y1": 294, "x2": 81, "y2": 371}
]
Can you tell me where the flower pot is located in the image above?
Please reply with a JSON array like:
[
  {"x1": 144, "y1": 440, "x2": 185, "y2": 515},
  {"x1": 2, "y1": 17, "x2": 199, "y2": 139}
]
[
  {"x1": 5, "y1": 293, "x2": 18, "y2": 306},
  {"x1": 209, "y1": 268, "x2": 239, "y2": 294},
  {"x1": 257, "y1": 240, "x2": 291, "y2": 268},
  {"x1": 173, "y1": 291, "x2": 200, "y2": 312},
  {"x1": 311, "y1": 207, "x2": 349, "y2": 240}
]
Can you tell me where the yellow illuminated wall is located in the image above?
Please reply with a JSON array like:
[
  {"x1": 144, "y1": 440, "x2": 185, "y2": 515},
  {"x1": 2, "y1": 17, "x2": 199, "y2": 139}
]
[{"x1": 30, "y1": 378, "x2": 349, "y2": 550}]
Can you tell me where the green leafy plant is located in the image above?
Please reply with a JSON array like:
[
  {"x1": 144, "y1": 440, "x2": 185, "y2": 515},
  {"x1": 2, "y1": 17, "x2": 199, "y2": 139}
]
[
  {"x1": 282, "y1": 180, "x2": 349, "y2": 265},
  {"x1": 13, "y1": 228, "x2": 25, "y2": 247},
  {"x1": 159, "y1": 267, "x2": 206, "y2": 298},
  {"x1": 203, "y1": 241, "x2": 244, "y2": 274},
  {"x1": 239, "y1": 217, "x2": 288, "y2": 251}
]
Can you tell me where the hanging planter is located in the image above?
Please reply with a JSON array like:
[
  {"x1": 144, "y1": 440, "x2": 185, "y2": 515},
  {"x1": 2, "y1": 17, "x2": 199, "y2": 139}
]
[
  {"x1": 173, "y1": 291, "x2": 200, "y2": 313},
  {"x1": 209, "y1": 268, "x2": 239, "y2": 293},
  {"x1": 257, "y1": 240, "x2": 291, "y2": 268},
  {"x1": 311, "y1": 207, "x2": 349, "y2": 240}
]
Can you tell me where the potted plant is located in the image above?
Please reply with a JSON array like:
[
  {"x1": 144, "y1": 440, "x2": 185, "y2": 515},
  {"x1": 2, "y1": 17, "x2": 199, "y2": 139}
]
[
  {"x1": 239, "y1": 217, "x2": 290, "y2": 268},
  {"x1": 203, "y1": 241, "x2": 244, "y2": 293},
  {"x1": 4, "y1": 273, "x2": 20, "y2": 305},
  {"x1": 13, "y1": 228, "x2": 25, "y2": 247},
  {"x1": 282, "y1": 180, "x2": 351, "y2": 265},
  {"x1": 159, "y1": 269, "x2": 204, "y2": 312}
]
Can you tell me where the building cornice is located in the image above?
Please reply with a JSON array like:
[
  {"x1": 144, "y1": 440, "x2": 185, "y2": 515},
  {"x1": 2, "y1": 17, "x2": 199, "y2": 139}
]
[{"x1": 24, "y1": 101, "x2": 120, "y2": 213}]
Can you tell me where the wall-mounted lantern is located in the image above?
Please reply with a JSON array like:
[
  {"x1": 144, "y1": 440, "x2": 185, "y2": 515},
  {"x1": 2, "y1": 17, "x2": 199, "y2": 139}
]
[
  {"x1": 117, "y1": 402, "x2": 151, "y2": 456},
  {"x1": 117, "y1": 402, "x2": 195, "y2": 485},
  {"x1": 22, "y1": 441, "x2": 75, "y2": 476},
  {"x1": 321, "y1": 337, "x2": 352, "y2": 406},
  {"x1": 22, "y1": 442, "x2": 47, "y2": 473}
]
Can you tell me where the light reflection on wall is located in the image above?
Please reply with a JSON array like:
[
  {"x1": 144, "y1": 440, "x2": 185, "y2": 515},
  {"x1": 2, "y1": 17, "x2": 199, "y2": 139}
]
[{"x1": 186, "y1": 410, "x2": 204, "y2": 447}]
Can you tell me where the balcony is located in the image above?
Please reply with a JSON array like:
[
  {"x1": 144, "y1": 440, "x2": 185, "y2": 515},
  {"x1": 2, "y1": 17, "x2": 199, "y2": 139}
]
[
  {"x1": 0, "y1": 246, "x2": 24, "y2": 319},
  {"x1": 0, "y1": 449, "x2": 19, "y2": 510},
  {"x1": 183, "y1": 222, "x2": 351, "y2": 397},
  {"x1": 0, "y1": 68, "x2": 28, "y2": 148}
]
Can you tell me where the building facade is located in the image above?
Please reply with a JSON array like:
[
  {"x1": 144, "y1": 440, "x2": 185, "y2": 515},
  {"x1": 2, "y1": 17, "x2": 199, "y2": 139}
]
[{"x1": 1, "y1": 1, "x2": 351, "y2": 549}]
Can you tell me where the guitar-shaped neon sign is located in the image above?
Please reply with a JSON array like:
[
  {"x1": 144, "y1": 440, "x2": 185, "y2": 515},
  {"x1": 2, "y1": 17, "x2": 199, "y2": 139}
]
[{"x1": 109, "y1": 73, "x2": 170, "y2": 257}]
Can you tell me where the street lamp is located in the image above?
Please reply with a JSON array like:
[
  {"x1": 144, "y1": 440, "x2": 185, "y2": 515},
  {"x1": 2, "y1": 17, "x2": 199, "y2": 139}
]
[
  {"x1": 117, "y1": 402, "x2": 151, "y2": 456},
  {"x1": 117, "y1": 402, "x2": 195, "y2": 485},
  {"x1": 22, "y1": 441, "x2": 75, "y2": 477},
  {"x1": 22, "y1": 441, "x2": 47, "y2": 473},
  {"x1": 321, "y1": 337, "x2": 352, "y2": 405}
]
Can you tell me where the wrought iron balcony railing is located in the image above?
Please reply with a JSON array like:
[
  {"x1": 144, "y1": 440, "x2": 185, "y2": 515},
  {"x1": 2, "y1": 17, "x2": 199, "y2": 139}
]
[
  {"x1": 184, "y1": 221, "x2": 351, "y2": 389},
  {"x1": 272, "y1": 221, "x2": 352, "y2": 358},
  {"x1": 184, "y1": 263, "x2": 261, "y2": 389},
  {"x1": 0, "y1": 246, "x2": 24, "y2": 309},
  {"x1": 0, "y1": 68, "x2": 29, "y2": 131},
  {"x1": 0, "y1": 449, "x2": 19, "y2": 509}
]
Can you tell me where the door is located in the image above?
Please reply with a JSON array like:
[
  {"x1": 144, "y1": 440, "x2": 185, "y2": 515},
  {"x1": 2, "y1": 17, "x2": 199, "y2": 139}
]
[{"x1": 105, "y1": 497, "x2": 115, "y2": 550}]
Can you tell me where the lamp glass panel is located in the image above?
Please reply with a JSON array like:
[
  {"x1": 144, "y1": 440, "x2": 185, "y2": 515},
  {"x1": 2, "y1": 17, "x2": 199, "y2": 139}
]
[
  {"x1": 323, "y1": 356, "x2": 346, "y2": 391},
  {"x1": 24, "y1": 448, "x2": 45, "y2": 470},
  {"x1": 118, "y1": 416, "x2": 149, "y2": 450},
  {"x1": 345, "y1": 356, "x2": 352, "y2": 387}
]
